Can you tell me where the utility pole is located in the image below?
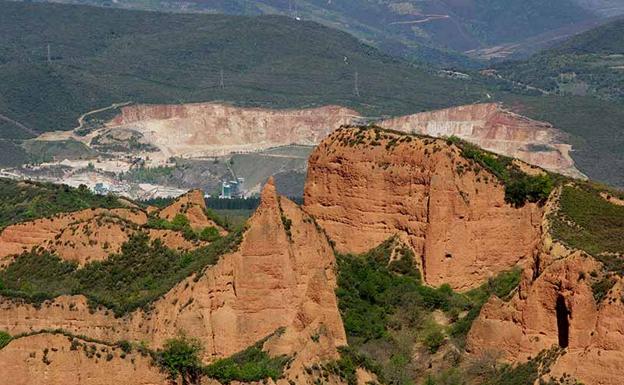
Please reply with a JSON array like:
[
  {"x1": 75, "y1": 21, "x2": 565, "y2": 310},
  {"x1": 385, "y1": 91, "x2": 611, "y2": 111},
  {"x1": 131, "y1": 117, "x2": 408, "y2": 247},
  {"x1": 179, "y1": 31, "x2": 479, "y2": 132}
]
[
  {"x1": 47, "y1": 43, "x2": 51, "y2": 64},
  {"x1": 354, "y1": 70, "x2": 360, "y2": 97},
  {"x1": 219, "y1": 69, "x2": 225, "y2": 89}
]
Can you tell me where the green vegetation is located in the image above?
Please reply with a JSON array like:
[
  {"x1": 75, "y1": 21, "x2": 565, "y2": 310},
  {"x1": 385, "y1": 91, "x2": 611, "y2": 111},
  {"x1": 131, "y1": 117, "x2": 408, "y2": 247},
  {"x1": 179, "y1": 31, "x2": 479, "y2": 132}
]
[
  {"x1": 25, "y1": 0, "x2": 598, "y2": 67},
  {"x1": 22, "y1": 139, "x2": 95, "y2": 163},
  {"x1": 551, "y1": 184, "x2": 624, "y2": 262},
  {"x1": 495, "y1": 19, "x2": 624, "y2": 103},
  {"x1": 121, "y1": 166, "x2": 176, "y2": 184},
  {"x1": 0, "y1": 140, "x2": 31, "y2": 167},
  {"x1": 146, "y1": 213, "x2": 222, "y2": 242},
  {"x1": 591, "y1": 276, "x2": 617, "y2": 302},
  {"x1": 209, "y1": 209, "x2": 254, "y2": 230},
  {"x1": 156, "y1": 334, "x2": 203, "y2": 385},
  {"x1": 447, "y1": 136, "x2": 554, "y2": 206},
  {"x1": 0, "y1": 331, "x2": 11, "y2": 350},
  {"x1": 155, "y1": 330, "x2": 289, "y2": 385},
  {"x1": 203, "y1": 333, "x2": 290, "y2": 383},
  {"x1": 479, "y1": 348, "x2": 564, "y2": 385},
  {"x1": 199, "y1": 226, "x2": 221, "y2": 242},
  {"x1": 335, "y1": 238, "x2": 522, "y2": 384},
  {"x1": 424, "y1": 347, "x2": 565, "y2": 385},
  {"x1": 205, "y1": 197, "x2": 261, "y2": 210},
  {"x1": 0, "y1": 0, "x2": 486, "y2": 141},
  {"x1": 0, "y1": 179, "x2": 122, "y2": 229},
  {"x1": 0, "y1": 230, "x2": 243, "y2": 316},
  {"x1": 323, "y1": 346, "x2": 385, "y2": 385}
]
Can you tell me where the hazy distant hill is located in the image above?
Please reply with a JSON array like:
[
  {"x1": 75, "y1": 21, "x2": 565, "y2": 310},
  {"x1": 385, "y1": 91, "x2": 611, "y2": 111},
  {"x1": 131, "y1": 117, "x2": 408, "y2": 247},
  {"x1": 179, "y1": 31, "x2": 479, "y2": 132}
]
[
  {"x1": 21, "y1": 0, "x2": 611, "y2": 64},
  {"x1": 494, "y1": 18, "x2": 624, "y2": 102},
  {"x1": 573, "y1": 0, "x2": 624, "y2": 16}
]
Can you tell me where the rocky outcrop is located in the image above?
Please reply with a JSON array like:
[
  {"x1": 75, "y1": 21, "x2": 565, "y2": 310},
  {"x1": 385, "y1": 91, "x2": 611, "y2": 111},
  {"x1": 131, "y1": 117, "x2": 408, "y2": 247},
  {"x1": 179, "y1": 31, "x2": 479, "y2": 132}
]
[
  {"x1": 0, "y1": 193, "x2": 216, "y2": 267},
  {"x1": 0, "y1": 208, "x2": 146, "y2": 267},
  {"x1": 304, "y1": 127, "x2": 543, "y2": 290},
  {"x1": 0, "y1": 179, "x2": 346, "y2": 366},
  {"x1": 102, "y1": 103, "x2": 358, "y2": 160},
  {"x1": 380, "y1": 103, "x2": 585, "y2": 178},
  {"x1": 0, "y1": 333, "x2": 166, "y2": 385},
  {"x1": 466, "y1": 185, "x2": 624, "y2": 385},
  {"x1": 158, "y1": 189, "x2": 224, "y2": 233},
  {"x1": 467, "y1": 249, "x2": 624, "y2": 385}
]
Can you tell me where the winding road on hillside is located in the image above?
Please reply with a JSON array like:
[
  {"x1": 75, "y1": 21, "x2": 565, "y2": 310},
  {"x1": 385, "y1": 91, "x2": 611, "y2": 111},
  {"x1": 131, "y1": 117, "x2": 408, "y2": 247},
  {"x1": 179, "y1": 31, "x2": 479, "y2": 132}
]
[{"x1": 74, "y1": 101, "x2": 133, "y2": 131}]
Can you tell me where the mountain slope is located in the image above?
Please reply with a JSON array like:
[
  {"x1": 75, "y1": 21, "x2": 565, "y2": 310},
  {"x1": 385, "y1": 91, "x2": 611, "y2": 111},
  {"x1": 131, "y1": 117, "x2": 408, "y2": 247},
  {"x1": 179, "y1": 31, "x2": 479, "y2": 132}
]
[
  {"x1": 1, "y1": 128, "x2": 623, "y2": 384},
  {"x1": 23, "y1": 0, "x2": 604, "y2": 62},
  {"x1": 0, "y1": 0, "x2": 487, "y2": 139},
  {"x1": 2, "y1": 1, "x2": 624, "y2": 190},
  {"x1": 493, "y1": 18, "x2": 624, "y2": 102},
  {"x1": 573, "y1": 0, "x2": 624, "y2": 16},
  {"x1": 303, "y1": 126, "x2": 624, "y2": 385}
]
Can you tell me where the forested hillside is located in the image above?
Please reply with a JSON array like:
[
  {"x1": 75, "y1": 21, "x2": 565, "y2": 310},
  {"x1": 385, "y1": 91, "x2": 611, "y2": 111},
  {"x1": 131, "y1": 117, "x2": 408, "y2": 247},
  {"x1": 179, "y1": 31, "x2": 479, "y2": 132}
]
[
  {"x1": 494, "y1": 18, "x2": 624, "y2": 102},
  {"x1": 17, "y1": 0, "x2": 605, "y2": 62},
  {"x1": 1, "y1": 1, "x2": 624, "y2": 188},
  {"x1": 0, "y1": 0, "x2": 487, "y2": 140}
]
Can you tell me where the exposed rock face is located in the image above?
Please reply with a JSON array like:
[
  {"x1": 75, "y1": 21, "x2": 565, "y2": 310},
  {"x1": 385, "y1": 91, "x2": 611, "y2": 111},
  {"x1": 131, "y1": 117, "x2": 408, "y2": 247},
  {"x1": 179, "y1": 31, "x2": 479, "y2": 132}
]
[
  {"x1": 0, "y1": 193, "x2": 216, "y2": 267},
  {"x1": 468, "y1": 252, "x2": 624, "y2": 385},
  {"x1": 466, "y1": 199, "x2": 624, "y2": 385},
  {"x1": 380, "y1": 103, "x2": 584, "y2": 178},
  {"x1": 103, "y1": 103, "x2": 358, "y2": 160},
  {"x1": 0, "y1": 208, "x2": 146, "y2": 266},
  {"x1": 0, "y1": 179, "x2": 346, "y2": 365},
  {"x1": 304, "y1": 127, "x2": 543, "y2": 290},
  {"x1": 158, "y1": 189, "x2": 224, "y2": 232},
  {"x1": 0, "y1": 333, "x2": 166, "y2": 385}
]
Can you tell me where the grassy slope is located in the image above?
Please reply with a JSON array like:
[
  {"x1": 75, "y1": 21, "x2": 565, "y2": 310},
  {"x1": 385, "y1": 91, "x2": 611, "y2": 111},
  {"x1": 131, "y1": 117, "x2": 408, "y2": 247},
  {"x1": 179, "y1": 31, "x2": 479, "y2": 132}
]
[
  {"x1": 551, "y1": 182, "x2": 624, "y2": 259},
  {"x1": 0, "y1": 0, "x2": 487, "y2": 138},
  {"x1": 494, "y1": 18, "x2": 624, "y2": 101}
]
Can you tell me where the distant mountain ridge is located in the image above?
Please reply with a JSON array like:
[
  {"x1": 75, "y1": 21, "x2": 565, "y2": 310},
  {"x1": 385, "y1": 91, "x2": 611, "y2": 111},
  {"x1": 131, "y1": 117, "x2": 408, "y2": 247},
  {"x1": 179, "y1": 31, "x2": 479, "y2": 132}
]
[
  {"x1": 493, "y1": 18, "x2": 624, "y2": 102},
  {"x1": 18, "y1": 0, "x2": 620, "y2": 64}
]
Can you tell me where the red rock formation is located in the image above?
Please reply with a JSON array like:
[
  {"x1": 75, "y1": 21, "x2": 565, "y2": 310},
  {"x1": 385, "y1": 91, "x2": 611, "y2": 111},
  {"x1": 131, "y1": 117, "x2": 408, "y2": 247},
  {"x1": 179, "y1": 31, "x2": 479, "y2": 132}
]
[
  {"x1": 304, "y1": 127, "x2": 543, "y2": 290},
  {"x1": 158, "y1": 189, "x2": 225, "y2": 233},
  {"x1": 380, "y1": 103, "x2": 584, "y2": 178},
  {"x1": 0, "y1": 193, "x2": 215, "y2": 267},
  {"x1": 0, "y1": 208, "x2": 146, "y2": 266},
  {"x1": 466, "y1": 183, "x2": 624, "y2": 385},
  {"x1": 0, "y1": 179, "x2": 345, "y2": 366},
  {"x1": 467, "y1": 247, "x2": 624, "y2": 385},
  {"x1": 0, "y1": 333, "x2": 166, "y2": 385}
]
